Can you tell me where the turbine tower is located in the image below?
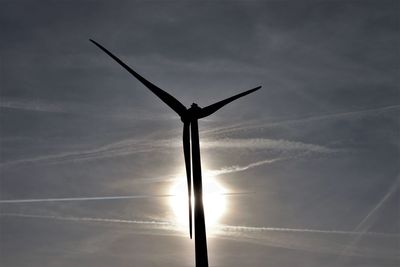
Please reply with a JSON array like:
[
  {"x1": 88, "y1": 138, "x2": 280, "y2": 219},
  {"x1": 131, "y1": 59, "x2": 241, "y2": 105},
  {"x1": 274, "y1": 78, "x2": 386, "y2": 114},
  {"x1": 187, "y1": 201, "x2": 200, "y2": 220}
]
[{"x1": 90, "y1": 39, "x2": 261, "y2": 267}]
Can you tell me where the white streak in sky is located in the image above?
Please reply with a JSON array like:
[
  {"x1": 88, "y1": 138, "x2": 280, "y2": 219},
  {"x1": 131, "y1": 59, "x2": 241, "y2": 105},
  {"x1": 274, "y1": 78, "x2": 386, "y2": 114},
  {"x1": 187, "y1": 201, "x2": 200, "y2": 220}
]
[
  {"x1": 0, "y1": 192, "x2": 249, "y2": 204},
  {"x1": 0, "y1": 137, "x2": 157, "y2": 168},
  {"x1": 335, "y1": 176, "x2": 399, "y2": 261},
  {"x1": 0, "y1": 97, "x2": 171, "y2": 121},
  {"x1": 0, "y1": 137, "x2": 331, "y2": 168},
  {"x1": 202, "y1": 138, "x2": 334, "y2": 153},
  {"x1": 354, "y1": 177, "x2": 399, "y2": 232},
  {"x1": 208, "y1": 158, "x2": 282, "y2": 176},
  {"x1": 1, "y1": 213, "x2": 396, "y2": 238},
  {"x1": 205, "y1": 104, "x2": 400, "y2": 136},
  {"x1": 2, "y1": 213, "x2": 397, "y2": 258},
  {"x1": 216, "y1": 224, "x2": 398, "y2": 238},
  {"x1": 0, "y1": 194, "x2": 175, "y2": 204},
  {"x1": 0, "y1": 98, "x2": 65, "y2": 113},
  {"x1": 1, "y1": 104, "x2": 396, "y2": 168},
  {"x1": 0, "y1": 213, "x2": 172, "y2": 227}
]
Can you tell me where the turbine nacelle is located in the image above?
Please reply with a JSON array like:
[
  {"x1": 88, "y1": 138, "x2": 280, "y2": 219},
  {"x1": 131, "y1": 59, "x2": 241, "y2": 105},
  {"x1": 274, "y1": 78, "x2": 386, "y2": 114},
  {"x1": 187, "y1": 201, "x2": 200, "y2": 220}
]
[
  {"x1": 181, "y1": 103, "x2": 203, "y2": 123},
  {"x1": 190, "y1": 102, "x2": 201, "y2": 110}
]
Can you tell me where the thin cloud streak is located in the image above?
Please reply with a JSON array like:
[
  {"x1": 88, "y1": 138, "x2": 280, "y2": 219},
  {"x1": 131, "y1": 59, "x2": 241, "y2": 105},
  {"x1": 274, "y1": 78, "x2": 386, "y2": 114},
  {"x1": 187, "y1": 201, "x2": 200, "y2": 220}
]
[
  {"x1": 0, "y1": 213, "x2": 173, "y2": 228},
  {"x1": 1, "y1": 213, "x2": 395, "y2": 238},
  {"x1": 354, "y1": 177, "x2": 399, "y2": 233},
  {"x1": 0, "y1": 137, "x2": 155, "y2": 168},
  {"x1": 335, "y1": 176, "x2": 399, "y2": 260},
  {"x1": 2, "y1": 213, "x2": 397, "y2": 258},
  {"x1": 216, "y1": 224, "x2": 398, "y2": 238},
  {"x1": 0, "y1": 192, "x2": 250, "y2": 204},
  {"x1": 1, "y1": 104, "x2": 394, "y2": 169},
  {"x1": 208, "y1": 158, "x2": 282, "y2": 176},
  {"x1": 206, "y1": 104, "x2": 400, "y2": 137},
  {"x1": 0, "y1": 98, "x2": 65, "y2": 113},
  {"x1": 4, "y1": 102, "x2": 389, "y2": 168},
  {"x1": 5, "y1": 103, "x2": 390, "y2": 169},
  {"x1": 0, "y1": 97, "x2": 176, "y2": 122},
  {"x1": 215, "y1": 232, "x2": 398, "y2": 259},
  {"x1": 202, "y1": 138, "x2": 334, "y2": 153},
  {"x1": 0, "y1": 194, "x2": 176, "y2": 204},
  {"x1": 0, "y1": 136, "x2": 331, "y2": 168}
]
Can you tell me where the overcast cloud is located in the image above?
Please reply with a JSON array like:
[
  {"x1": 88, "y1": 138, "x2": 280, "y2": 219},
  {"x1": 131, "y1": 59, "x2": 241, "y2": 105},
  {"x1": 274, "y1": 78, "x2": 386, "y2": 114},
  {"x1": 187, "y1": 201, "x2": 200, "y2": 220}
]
[{"x1": 1, "y1": 1, "x2": 399, "y2": 267}]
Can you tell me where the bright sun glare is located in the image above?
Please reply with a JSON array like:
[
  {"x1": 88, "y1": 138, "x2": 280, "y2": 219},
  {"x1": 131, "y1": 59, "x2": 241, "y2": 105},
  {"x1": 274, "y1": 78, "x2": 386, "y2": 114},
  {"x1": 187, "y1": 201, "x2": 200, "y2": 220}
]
[{"x1": 169, "y1": 173, "x2": 227, "y2": 230}]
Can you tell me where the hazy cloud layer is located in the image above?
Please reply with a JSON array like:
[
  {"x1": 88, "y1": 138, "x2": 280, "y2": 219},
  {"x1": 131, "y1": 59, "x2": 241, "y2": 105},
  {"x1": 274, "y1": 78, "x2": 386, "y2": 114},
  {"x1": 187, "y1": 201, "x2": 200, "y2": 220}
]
[
  {"x1": 1, "y1": 1, "x2": 398, "y2": 267},
  {"x1": 1, "y1": 212, "x2": 398, "y2": 260}
]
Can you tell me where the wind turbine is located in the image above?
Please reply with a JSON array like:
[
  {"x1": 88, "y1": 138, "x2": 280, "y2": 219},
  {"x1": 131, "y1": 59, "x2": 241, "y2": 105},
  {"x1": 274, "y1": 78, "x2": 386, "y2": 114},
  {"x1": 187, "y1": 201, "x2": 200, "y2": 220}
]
[{"x1": 90, "y1": 39, "x2": 261, "y2": 267}]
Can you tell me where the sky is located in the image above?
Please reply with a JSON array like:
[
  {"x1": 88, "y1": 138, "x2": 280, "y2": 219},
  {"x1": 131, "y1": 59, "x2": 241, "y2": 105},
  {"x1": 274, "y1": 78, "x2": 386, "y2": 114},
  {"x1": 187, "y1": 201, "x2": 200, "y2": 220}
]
[{"x1": 0, "y1": 0, "x2": 399, "y2": 266}]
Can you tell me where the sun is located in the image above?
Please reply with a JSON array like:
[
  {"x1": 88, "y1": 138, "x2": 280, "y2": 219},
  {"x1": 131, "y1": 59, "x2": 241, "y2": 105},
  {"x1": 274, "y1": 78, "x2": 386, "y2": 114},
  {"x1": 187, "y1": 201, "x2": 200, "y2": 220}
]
[{"x1": 169, "y1": 173, "x2": 227, "y2": 231}]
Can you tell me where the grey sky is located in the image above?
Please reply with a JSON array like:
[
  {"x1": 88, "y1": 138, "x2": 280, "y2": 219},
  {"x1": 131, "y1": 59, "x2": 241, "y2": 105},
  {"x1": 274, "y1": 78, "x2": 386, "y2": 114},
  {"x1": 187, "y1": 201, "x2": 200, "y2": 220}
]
[{"x1": 1, "y1": 1, "x2": 399, "y2": 267}]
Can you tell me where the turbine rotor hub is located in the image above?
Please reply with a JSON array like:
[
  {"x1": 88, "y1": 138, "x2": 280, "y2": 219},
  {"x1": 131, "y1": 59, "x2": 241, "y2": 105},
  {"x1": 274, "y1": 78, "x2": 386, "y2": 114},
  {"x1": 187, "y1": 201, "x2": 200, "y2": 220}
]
[
  {"x1": 181, "y1": 103, "x2": 203, "y2": 122},
  {"x1": 189, "y1": 103, "x2": 202, "y2": 118}
]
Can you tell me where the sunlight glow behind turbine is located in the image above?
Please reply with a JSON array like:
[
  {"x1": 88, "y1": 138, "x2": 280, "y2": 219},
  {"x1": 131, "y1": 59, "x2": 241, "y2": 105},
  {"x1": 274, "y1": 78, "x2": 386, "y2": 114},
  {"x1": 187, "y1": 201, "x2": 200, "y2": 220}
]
[{"x1": 170, "y1": 173, "x2": 227, "y2": 231}]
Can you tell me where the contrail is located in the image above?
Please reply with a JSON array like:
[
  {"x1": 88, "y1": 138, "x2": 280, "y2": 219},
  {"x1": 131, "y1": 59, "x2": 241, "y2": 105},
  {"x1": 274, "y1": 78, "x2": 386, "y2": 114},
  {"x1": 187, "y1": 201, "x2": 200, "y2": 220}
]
[
  {"x1": 336, "y1": 176, "x2": 399, "y2": 259},
  {"x1": 205, "y1": 104, "x2": 400, "y2": 136},
  {"x1": 208, "y1": 151, "x2": 320, "y2": 177},
  {"x1": 354, "y1": 177, "x2": 399, "y2": 232},
  {"x1": 2, "y1": 212, "x2": 397, "y2": 259},
  {"x1": 0, "y1": 136, "x2": 170, "y2": 168},
  {"x1": 0, "y1": 97, "x2": 65, "y2": 113},
  {"x1": 0, "y1": 194, "x2": 175, "y2": 204},
  {"x1": 201, "y1": 138, "x2": 334, "y2": 153},
  {"x1": 0, "y1": 192, "x2": 251, "y2": 204},
  {"x1": 0, "y1": 213, "x2": 172, "y2": 227},
  {"x1": 2, "y1": 104, "x2": 397, "y2": 169},
  {"x1": 216, "y1": 225, "x2": 398, "y2": 237},
  {"x1": 1, "y1": 213, "x2": 396, "y2": 238},
  {"x1": 208, "y1": 158, "x2": 282, "y2": 176},
  {"x1": 0, "y1": 137, "x2": 330, "y2": 168}
]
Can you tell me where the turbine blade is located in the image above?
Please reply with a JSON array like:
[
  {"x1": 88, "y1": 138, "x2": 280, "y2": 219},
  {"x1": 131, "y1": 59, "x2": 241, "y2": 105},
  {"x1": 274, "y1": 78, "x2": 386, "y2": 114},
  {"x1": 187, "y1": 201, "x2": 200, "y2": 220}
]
[
  {"x1": 199, "y1": 86, "x2": 261, "y2": 118},
  {"x1": 90, "y1": 39, "x2": 187, "y2": 116},
  {"x1": 183, "y1": 121, "x2": 193, "y2": 239}
]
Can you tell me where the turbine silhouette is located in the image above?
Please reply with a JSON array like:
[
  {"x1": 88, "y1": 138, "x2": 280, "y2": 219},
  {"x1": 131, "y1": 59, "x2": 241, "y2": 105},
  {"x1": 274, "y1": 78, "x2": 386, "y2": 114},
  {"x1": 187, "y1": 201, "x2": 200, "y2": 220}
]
[{"x1": 90, "y1": 39, "x2": 261, "y2": 267}]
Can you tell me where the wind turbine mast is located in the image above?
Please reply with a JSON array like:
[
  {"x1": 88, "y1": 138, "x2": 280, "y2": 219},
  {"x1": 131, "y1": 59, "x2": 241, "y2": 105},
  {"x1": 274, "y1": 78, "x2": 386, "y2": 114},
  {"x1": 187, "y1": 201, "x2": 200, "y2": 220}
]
[
  {"x1": 90, "y1": 39, "x2": 261, "y2": 267},
  {"x1": 190, "y1": 105, "x2": 208, "y2": 267}
]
